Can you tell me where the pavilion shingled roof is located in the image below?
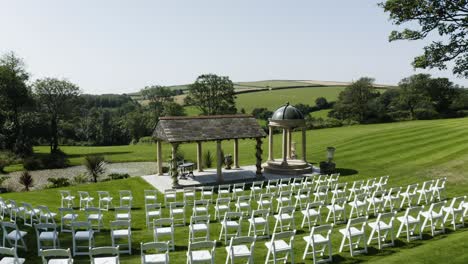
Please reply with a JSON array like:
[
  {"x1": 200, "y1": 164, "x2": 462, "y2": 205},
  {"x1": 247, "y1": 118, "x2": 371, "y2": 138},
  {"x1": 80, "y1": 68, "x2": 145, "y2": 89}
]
[{"x1": 153, "y1": 115, "x2": 267, "y2": 143}]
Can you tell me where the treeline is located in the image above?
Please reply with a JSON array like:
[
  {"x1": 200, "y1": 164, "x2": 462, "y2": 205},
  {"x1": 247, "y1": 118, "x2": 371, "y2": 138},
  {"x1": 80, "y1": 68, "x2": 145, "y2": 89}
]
[{"x1": 329, "y1": 75, "x2": 467, "y2": 124}]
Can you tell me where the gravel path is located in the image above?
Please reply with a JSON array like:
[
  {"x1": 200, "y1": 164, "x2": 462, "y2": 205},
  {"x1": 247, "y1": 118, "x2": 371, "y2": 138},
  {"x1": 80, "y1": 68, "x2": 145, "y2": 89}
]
[{"x1": 3, "y1": 162, "x2": 157, "y2": 192}]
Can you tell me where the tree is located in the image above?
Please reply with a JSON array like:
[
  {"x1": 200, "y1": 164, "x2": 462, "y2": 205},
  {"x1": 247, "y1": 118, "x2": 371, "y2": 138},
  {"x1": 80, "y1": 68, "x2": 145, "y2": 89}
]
[
  {"x1": 380, "y1": 0, "x2": 468, "y2": 77},
  {"x1": 185, "y1": 74, "x2": 237, "y2": 115},
  {"x1": 315, "y1": 97, "x2": 329, "y2": 109},
  {"x1": 398, "y1": 74, "x2": 433, "y2": 119},
  {"x1": 332, "y1": 77, "x2": 380, "y2": 122},
  {"x1": 0, "y1": 52, "x2": 32, "y2": 155},
  {"x1": 34, "y1": 78, "x2": 81, "y2": 152}
]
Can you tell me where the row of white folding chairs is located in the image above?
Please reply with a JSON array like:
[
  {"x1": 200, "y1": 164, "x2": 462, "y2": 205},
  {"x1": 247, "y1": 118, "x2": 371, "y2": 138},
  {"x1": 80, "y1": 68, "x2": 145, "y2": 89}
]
[{"x1": 59, "y1": 190, "x2": 134, "y2": 210}]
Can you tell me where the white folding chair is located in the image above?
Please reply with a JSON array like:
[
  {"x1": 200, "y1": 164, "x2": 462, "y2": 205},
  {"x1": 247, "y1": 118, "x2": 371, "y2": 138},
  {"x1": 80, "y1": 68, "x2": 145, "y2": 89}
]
[
  {"x1": 201, "y1": 186, "x2": 214, "y2": 203},
  {"x1": 258, "y1": 193, "x2": 273, "y2": 213},
  {"x1": 153, "y1": 218, "x2": 175, "y2": 251},
  {"x1": 276, "y1": 190, "x2": 293, "y2": 212},
  {"x1": 443, "y1": 196, "x2": 466, "y2": 230},
  {"x1": 399, "y1": 183, "x2": 419, "y2": 209},
  {"x1": 313, "y1": 185, "x2": 329, "y2": 204},
  {"x1": 21, "y1": 202, "x2": 40, "y2": 227},
  {"x1": 89, "y1": 246, "x2": 119, "y2": 264},
  {"x1": 375, "y1": 175, "x2": 389, "y2": 191},
  {"x1": 235, "y1": 196, "x2": 251, "y2": 216},
  {"x1": 35, "y1": 223, "x2": 60, "y2": 256},
  {"x1": 431, "y1": 177, "x2": 447, "y2": 201},
  {"x1": 396, "y1": 206, "x2": 423, "y2": 242},
  {"x1": 331, "y1": 182, "x2": 347, "y2": 200},
  {"x1": 59, "y1": 207, "x2": 78, "y2": 233},
  {"x1": 348, "y1": 193, "x2": 368, "y2": 218},
  {"x1": 301, "y1": 202, "x2": 323, "y2": 230},
  {"x1": 367, "y1": 190, "x2": 385, "y2": 216},
  {"x1": 339, "y1": 216, "x2": 368, "y2": 256},
  {"x1": 169, "y1": 202, "x2": 186, "y2": 226},
  {"x1": 183, "y1": 188, "x2": 196, "y2": 204},
  {"x1": 219, "y1": 212, "x2": 242, "y2": 244},
  {"x1": 141, "y1": 242, "x2": 169, "y2": 264},
  {"x1": 294, "y1": 188, "x2": 311, "y2": 210},
  {"x1": 6, "y1": 200, "x2": 21, "y2": 223},
  {"x1": 145, "y1": 203, "x2": 162, "y2": 228},
  {"x1": 278, "y1": 178, "x2": 291, "y2": 193},
  {"x1": 60, "y1": 190, "x2": 75, "y2": 208},
  {"x1": 193, "y1": 200, "x2": 209, "y2": 216},
  {"x1": 115, "y1": 207, "x2": 131, "y2": 221},
  {"x1": 417, "y1": 180, "x2": 435, "y2": 205},
  {"x1": 264, "y1": 230, "x2": 295, "y2": 264},
  {"x1": 71, "y1": 221, "x2": 94, "y2": 256},
  {"x1": 362, "y1": 178, "x2": 377, "y2": 193},
  {"x1": 248, "y1": 209, "x2": 270, "y2": 238},
  {"x1": 232, "y1": 183, "x2": 246, "y2": 201},
  {"x1": 420, "y1": 201, "x2": 446, "y2": 236},
  {"x1": 37, "y1": 205, "x2": 57, "y2": 225},
  {"x1": 367, "y1": 212, "x2": 396, "y2": 249},
  {"x1": 189, "y1": 215, "x2": 211, "y2": 243},
  {"x1": 217, "y1": 184, "x2": 231, "y2": 199},
  {"x1": 145, "y1": 190, "x2": 158, "y2": 205},
  {"x1": 250, "y1": 181, "x2": 264, "y2": 199},
  {"x1": 164, "y1": 189, "x2": 177, "y2": 206},
  {"x1": 225, "y1": 236, "x2": 256, "y2": 264},
  {"x1": 110, "y1": 220, "x2": 131, "y2": 254},
  {"x1": 302, "y1": 175, "x2": 315, "y2": 189},
  {"x1": 97, "y1": 191, "x2": 113, "y2": 211},
  {"x1": 326, "y1": 197, "x2": 347, "y2": 224},
  {"x1": 78, "y1": 191, "x2": 94, "y2": 210},
  {"x1": 186, "y1": 240, "x2": 216, "y2": 264},
  {"x1": 302, "y1": 224, "x2": 333, "y2": 264},
  {"x1": 273, "y1": 206, "x2": 295, "y2": 233},
  {"x1": 1, "y1": 221, "x2": 27, "y2": 251},
  {"x1": 119, "y1": 190, "x2": 133, "y2": 208},
  {"x1": 0, "y1": 247, "x2": 25, "y2": 264},
  {"x1": 383, "y1": 187, "x2": 402, "y2": 212},
  {"x1": 215, "y1": 198, "x2": 231, "y2": 221},
  {"x1": 40, "y1": 248, "x2": 73, "y2": 264},
  {"x1": 291, "y1": 177, "x2": 304, "y2": 191},
  {"x1": 347, "y1": 180, "x2": 364, "y2": 201},
  {"x1": 85, "y1": 207, "x2": 103, "y2": 232},
  {"x1": 265, "y1": 179, "x2": 279, "y2": 195}
]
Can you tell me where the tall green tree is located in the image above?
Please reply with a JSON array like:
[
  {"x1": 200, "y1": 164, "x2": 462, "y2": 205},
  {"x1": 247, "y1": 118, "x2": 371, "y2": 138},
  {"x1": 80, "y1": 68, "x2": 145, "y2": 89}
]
[
  {"x1": 34, "y1": 78, "x2": 81, "y2": 152},
  {"x1": 398, "y1": 74, "x2": 432, "y2": 120},
  {"x1": 0, "y1": 52, "x2": 32, "y2": 155},
  {"x1": 186, "y1": 74, "x2": 237, "y2": 115},
  {"x1": 380, "y1": 0, "x2": 468, "y2": 77},
  {"x1": 332, "y1": 77, "x2": 379, "y2": 122}
]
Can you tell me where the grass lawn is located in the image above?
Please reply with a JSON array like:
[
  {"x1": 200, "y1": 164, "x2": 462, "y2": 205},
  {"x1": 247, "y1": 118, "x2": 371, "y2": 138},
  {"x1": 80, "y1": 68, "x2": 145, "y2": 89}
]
[
  {"x1": 310, "y1": 109, "x2": 332, "y2": 119},
  {"x1": 2, "y1": 117, "x2": 468, "y2": 263}
]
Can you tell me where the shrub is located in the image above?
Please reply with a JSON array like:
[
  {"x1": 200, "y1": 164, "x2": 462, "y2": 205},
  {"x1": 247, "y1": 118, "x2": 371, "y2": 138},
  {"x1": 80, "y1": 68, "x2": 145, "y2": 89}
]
[
  {"x1": 414, "y1": 108, "x2": 439, "y2": 120},
  {"x1": 138, "y1": 137, "x2": 155, "y2": 145},
  {"x1": 23, "y1": 157, "x2": 42, "y2": 170},
  {"x1": 72, "y1": 173, "x2": 88, "y2": 184},
  {"x1": 41, "y1": 150, "x2": 70, "y2": 169},
  {"x1": 19, "y1": 171, "x2": 34, "y2": 191},
  {"x1": 84, "y1": 155, "x2": 106, "y2": 183},
  {"x1": 162, "y1": 166, "x2": 170, "y2": 173},
  {"x1": 47, "y1": 177, "x2": 71, "y2": 188},
  {"x1": 108, "y1": 173, "x2": 130, "y2": 180},
  {"x1": 0, "y1": 176, "x2": 9, "y2": 187},
  {"x1": 0, "y1": 152, "x2": 16, "y2": 173},
  {"x1": 204, "y1": 150, "x2": 213, "y2": 168}
]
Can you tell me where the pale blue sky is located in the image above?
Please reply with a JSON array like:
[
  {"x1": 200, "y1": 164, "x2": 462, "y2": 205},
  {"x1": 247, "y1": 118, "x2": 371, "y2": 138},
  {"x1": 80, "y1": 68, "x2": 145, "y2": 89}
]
[{"x1": 1, "y1": 0, "x2": 466, "y2": 94}]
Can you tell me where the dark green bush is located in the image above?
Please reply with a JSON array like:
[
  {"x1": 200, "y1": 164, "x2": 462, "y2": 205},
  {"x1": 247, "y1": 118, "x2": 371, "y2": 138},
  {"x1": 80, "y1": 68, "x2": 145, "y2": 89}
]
[
  {"x1": 0, "y1": 152, "x2": 16, "y2": 173},
  {"x1": 23, "y1": 157, "x2": 42, "y2": 170},
  {"x1": 414, "y1": 108, "x2": 439, "y2": 120},
  {"x1": 47, "y1": 177, "x2": 71, "y2": 188},
  {"x1": 108, "y1": 173, "x2": 130, "y2": 180},
  {"x1": 23, "y1": 150, "x2": 70, "y2": 171},
  {"x1": 204, "y1": 150, "x2": 213, "y2": 168}
]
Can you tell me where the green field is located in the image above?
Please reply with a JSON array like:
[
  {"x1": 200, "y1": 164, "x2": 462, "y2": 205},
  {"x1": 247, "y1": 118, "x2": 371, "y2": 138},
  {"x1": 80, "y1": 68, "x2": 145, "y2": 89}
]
[{"x1": 3, "y1": 117, "x2": 468, "y2": 263}]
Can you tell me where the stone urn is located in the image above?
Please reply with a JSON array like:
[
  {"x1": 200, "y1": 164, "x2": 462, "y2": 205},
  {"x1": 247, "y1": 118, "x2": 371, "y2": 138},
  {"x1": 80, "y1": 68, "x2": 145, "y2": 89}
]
[{"x1": 224, "y1": 154, "x2": 233, "y2": 170}]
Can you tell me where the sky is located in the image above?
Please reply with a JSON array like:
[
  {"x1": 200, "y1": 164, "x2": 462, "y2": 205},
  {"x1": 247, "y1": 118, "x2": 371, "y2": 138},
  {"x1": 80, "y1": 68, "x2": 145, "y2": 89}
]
[{"x1": 1, "y1": 0, "x2": 466, "y2": 94}]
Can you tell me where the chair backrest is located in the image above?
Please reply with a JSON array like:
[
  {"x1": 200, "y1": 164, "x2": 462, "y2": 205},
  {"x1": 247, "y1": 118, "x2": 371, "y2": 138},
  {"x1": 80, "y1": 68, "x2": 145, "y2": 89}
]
[
  {"x1": 354, "y1": 193, "x2": 367, "y2": 202},
  {"x1": 297, "y1": 188, "x2": 311, "y2": 196},
  {"x1": 191, "y1": 215, "x2": 210, "y2": 224},
  {"x1": 316, "y1": 185, "x2": 329, "y2": 193},
  {"x1": 278, "y1": 206, "x2": 295, "y2": 215},
  {"x1": 334, "y1": 182, "x2": 347, "y2": 191},
  {"x1": 170, "y1": 202, "x2": 185, "y2": 209},
  {"x1": 421, "y1": 180, "x2": 434, "y2": 191},
  {"x1": 347, "y1": 216, "x2": 368, "y2": 231},
  {"x1": 228, "y1": 236, "x2": 256, "y2": 251},
  {"x1": 78, "y1": 191, "x2": 90, "y2": 198},
  {"x1": 0, "y1": 246, "x2": 17, "y2": 258},
  {"x1": 428, "y1": 201, "x2": 446, "y2": 215},
  {"x1": 237, "y1": 195, "x2": 251, "y2": 203},
  {"x1": 260, "y1": 193, "x2": 273, "y2": 200},
  {"x1": 447, "y1": 196, "x2": 466, "y2": 210},
  {"x1": 216, "y1": 198, "x2": 230, "y2": 207},
  {"x1": 252, "y1": 181, "x2": 263, "y2": 189},
  {"x1": 154, "y1": 218, "x2": 174, "y2": 228},
  {"x1": 202, "y1": 186, "x2": 213, "y2": 192},
  {"x1": 279, "y1": 190, "x2": 292, "y2": 198},
  {"x1": 310, "y1": 224, "x2": 333, "y2": 241},
  {"x1": 387, "y1": 187, "x2": 402, "y2": 197},
  {"x1": 71, "y1": 221, "x2": 91, "y2": 231},
  {"x1": 365, "y1": 178, "x2": 376, "y2": 187},
  {"x1": 194, "y1": 199, "x2": 209, "y2": 207},
  {"x1": 115, "y1": 206, "x2": 130, "y2": 214},
  {"x1": 35, "y1": 223, "x2": 57, "y2": 232},
  {"x1": 110, "y1": 220, "x2": 130, "y2": 230},
  {"x1": 233, "y1": 183, "x2": 245, "y2": 190},
  {"x1": 40, "y1": 248, "x2": 72, "y2": 260},
  {"x1": 351, "y1": 180, "x2": 364, "y2": 189},
  {"x1": 280, "y1": 178, "x2": 290, "y2": 185},
  {"x1": 1, "y1": 221, "x2": 17, "y2": 231},
  {"x1": 85, "y1": 207, "x2": 101, "y2": 215},
  {"x1": 436, "y1": 177, "x2": 447, "y2": 188},
  {"x1": 371, "y1": 190, "x2": 386, "y2": 199},
  {"x1": 379, "y1": 175, "x2": 389, "y2": 185},
  {"x1": 188, "y1": 240, "x2": 216, "y2": 251},
  {"x1": 22, "y1": 202, "x2": 34, "y2": 211},
  {"x1": 218, "y1": 184, "x2": 230, "y2": 192},
  {"x1": 146, "y1": 203, "x2": 162, "y2": 211},
  {"x1": 306, "y1": 201, "x2": 323, "y2": 211},
  {"x1": 405, "y1": 183, "x2": 419, "y2": 194},
  {"x1": 223, "y1": 212, "x2": 242, "y2": 222},
  {"x1": 271, "y1": 230, "x2": 295, "y2": 245},
  {"x1": 60, "y1": 190, "x2": 72, "y2": 197},
  {"x1": 183, "y1": 188, "x2": 195, "y2": 195},
  {"x1": 404, "y1": 206, "x2": 423, "y2": 220},
  {"x1": 141, "y1": 241, "x2": 169, "y2": 254},
  {"x1": 267, "y1": 179, "x2": 279, "y2": 186},
  {"x1": 251, "y1": 209, "x2": 269, "y2": 219},
  {"x1": 375, "y1": 211, "x2": 395, "y2": 226},
  {"x1": 97, "y1": 191, "x2": 110, "y2": 198},
  {"x1": 90, "y1": 246, "x2": 119, "y2": 257}
]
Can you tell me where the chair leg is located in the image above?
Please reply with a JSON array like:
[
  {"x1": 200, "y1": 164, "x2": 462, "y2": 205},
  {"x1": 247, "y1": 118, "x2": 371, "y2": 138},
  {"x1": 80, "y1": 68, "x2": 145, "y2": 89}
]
[{"x1": 339, "y1": 235, "x2": 346, "y2": 252}]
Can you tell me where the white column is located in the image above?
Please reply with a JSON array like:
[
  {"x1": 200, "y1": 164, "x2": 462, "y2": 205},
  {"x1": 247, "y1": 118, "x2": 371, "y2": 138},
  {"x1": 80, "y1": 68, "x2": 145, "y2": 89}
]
[
  {"x1": 282, "y1": 128, "x2": 288, "y2": 165},
  {"x1": 268, "y1": 126, "x2": 274, "y2": 161},
  {"x1": 287, "y1": 129, "x2": 292, "y2": 159},
  {"x1": 302, "y1": 127, "x2": 307, "y2": 162},
  {"x1": 216, "y1": 140, "x2": 223, "y2": 183},
  {"x1": 234, "y1": 139, "x2": 240, "y2": 168}
]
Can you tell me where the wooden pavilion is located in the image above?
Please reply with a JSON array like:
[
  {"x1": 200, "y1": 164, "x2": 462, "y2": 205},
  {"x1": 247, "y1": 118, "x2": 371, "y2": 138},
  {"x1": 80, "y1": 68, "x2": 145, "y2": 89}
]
[{"x1": 152, "y1": 115, "x2": 267, "y2": 184}]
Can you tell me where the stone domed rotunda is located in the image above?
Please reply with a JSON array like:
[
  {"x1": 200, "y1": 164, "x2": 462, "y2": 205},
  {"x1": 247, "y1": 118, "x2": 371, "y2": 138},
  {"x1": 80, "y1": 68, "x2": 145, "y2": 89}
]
[{"x1": 263, "y1": 103, "x2": 313, "y2": 175}]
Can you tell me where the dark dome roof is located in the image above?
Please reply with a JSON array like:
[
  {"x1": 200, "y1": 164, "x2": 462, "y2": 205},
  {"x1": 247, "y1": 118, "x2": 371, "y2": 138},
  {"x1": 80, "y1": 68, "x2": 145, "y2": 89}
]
[{"x1": 271, "y1": 103, "x2": 304, "y2": 120}]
